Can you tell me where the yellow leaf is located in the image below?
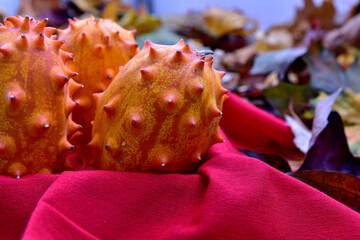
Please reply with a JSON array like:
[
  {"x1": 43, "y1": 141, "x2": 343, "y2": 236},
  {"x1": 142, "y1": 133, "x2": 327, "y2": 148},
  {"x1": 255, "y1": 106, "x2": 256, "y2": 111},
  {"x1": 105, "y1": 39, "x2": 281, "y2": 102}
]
[{"x1": 202, "y1": 6, "x2": 256, "y2": 37}]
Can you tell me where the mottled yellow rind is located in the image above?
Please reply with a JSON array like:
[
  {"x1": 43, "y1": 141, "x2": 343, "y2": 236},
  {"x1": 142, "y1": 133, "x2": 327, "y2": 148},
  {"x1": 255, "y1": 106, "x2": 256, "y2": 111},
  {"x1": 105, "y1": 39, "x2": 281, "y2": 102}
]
[
  {"x1": 91, "y1": 40, "x2": 228, "y2": 173},
  {"x1": 0, "y1": 16, "x2": 74, "y2": 177},
  {"x1": 58, "y1": 16, "x2": 140, "y2": 166}
]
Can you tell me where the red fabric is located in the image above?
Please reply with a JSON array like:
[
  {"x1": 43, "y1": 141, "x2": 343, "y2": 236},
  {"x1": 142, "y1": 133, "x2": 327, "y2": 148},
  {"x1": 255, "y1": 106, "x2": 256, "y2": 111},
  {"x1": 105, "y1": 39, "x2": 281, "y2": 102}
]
[
  {"x1": 221, "y1": 91, "x2": 296, "y2": 154},
  {"x1": 1, "y1": 93, "x2": 360, "y2": 239}
]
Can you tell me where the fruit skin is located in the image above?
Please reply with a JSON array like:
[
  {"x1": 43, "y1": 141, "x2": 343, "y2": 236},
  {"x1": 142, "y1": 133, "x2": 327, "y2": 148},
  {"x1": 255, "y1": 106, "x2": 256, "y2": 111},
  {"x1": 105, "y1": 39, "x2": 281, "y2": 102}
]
[
  {"x1": 58, "y1": 16, "x2": 139, "y2": 167},
  {"x1": 90, "y1": 40, "x2": 228, "y2": 173},
  {"x1": 0, "y1": 16, "x2": 80, "y2": 177}
]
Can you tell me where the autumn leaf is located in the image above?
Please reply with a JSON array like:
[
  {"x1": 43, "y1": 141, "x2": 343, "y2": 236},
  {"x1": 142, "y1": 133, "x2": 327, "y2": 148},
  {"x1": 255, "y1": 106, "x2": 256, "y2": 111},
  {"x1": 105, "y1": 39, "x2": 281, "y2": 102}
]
[
  {"x1": 240, "y1": 149, "x2": 291, "y2": 173},
  {"x1": 263, "y1": 82, "x2": 310, "y2": 113},
  {"x1": 118, "y1": 8, "x2": 161, "y2": 34},
  {"x1": 290, "y1": 88, "x2": 360, "y2": 176},
  {"x1": 345, "y1": 126, "x2": 360, "y2": 157},
  {"x1": 18, "y1": 0, "x2": 73, "y2": 27},
  {"x1": 222, "y1": 44, "x2": 256, "y2": 72},
  {"x1": 332, "y1": 89, "x2": 360, "y2": 125},
  {"x1": 300, "y1": 112, "x2": 360, "y2": 177},
  {"x1": 68, "y1": 0, "x2": 100, "y2": 16},
  {"x1": 345, "y1": 59, "x2": 360, "y2": 92},
  {"x1": 250, "y1": 48, "x2": 307, "y2": 76},
  {"x1": 255, "y1": 26, "x2": 294, "y2": 53},
  {"x1": 101, "y1": 0, "x2": 121, "y2": 20},
  {"x1": 303, "y1": 46, "x2": 349, "y2": 93},
  {"x1": 202, "y1": 6, "x2": 256, "y2": 38},
  {"x1": 308, "y1": 88, "x2": 360, "y2": 156},
  {"x1": 290, "y1": 0, "x2": 336, "y2": 44},
  {"x1": 323, "y1": 14, "x2": 360, "y2": 50}
]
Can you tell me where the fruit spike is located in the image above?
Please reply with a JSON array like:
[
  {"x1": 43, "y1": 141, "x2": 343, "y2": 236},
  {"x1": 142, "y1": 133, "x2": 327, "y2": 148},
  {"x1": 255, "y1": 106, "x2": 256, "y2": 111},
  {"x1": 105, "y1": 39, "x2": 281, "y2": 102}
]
[
  {"x1": 49, "y1": 39, "x2": 64, "y2": 52},
  {"x1": 130, "y1": 114, "x2": 143, "y2": 127},
  {"x1": 87, "y1": 135, "x2": 100, "y2": 152},
  {"x1": 44, "y1": 27, "x2": 57, "y2": 37},
  {"x1": 143, "y1": 40, "x2": 152, "y2": 49},
  {"x1": 34, "y1": 33, "x2": 45, "y2": 49},
  {"x1": 148, "y1": 46, "x2": 158, "y2": 58},
  {"x1": 32, "y1": 18, "x2": 48, "y2": 34},
  {"x1": 58, "y1": 16, "x2": 139, "y2": 167},
  {"x1": 3, "y1": 18, "x2": 14, "y2": 28},
  {"x1": 220, "y1": 87, "x2": 228, "y2": 95},
  {"x1": 0, "y1": 43, "x2": 13, "y2": 58},
  {"x1": 104, "y1": 35, "x2": 110, "y2": 45},
  {"x1": 209, "y1": 105, "x2": 223, "y2": 119},
  {"x1": 58, "y1": 136, "x2": 74, "y2": 154},
  {"x1": 90, "y1": 40, "x2": 228, "y2": 173},
  {"x1": 176, "y1": 39, "x2": 185, "y2": 46},
  {"x1": 94, "y1": 44, "x2": 104, "y2": 57},
  {"x1": 65, "y1": 69, "x2": 78, "y2": 79},
  {"x1": 205, "y1": 56, "x2": 213, "y2": 62},
  {"x1": 129, "y1": 29, "x2": 136, "y2": 36},
  {"x1": 188, "y1": 118, "x2": 197, "y2": 128},
  {"x1": 195, "y1": 59, "x2": 205, "y2": 70},
  {"x1": 15, "y1": 34, "x2": 28, "y2": 49},
  {"x1": 4, "y1": 16, "x2": 22, "y2": 27},
  {"x1": 171, "y1": 49, "x2": 185, "y2": 62},
  {"x1": 80, "y1": 32, "x2": 88, "y2": 42},
  {"x1": 8, "y1": 162, "x2": 27, "y2": 178},
  {"x1": 194, "y1": 82, "x2": 205, "y2": 94},
  {"x1": 6, "y1": 87, "x2": 25, "y2": 113},
  {"x1": 60, "y1": 49, "x2": 74, "y2": 63},
  {"x1": 0, "y1": 16, "x2": 79, "y2": 177},
  {"x1": 92, "y1": 91, "x2": 105, "y2": 108},
  {"x1": 28, "y1": 113, "x2": 51, "y2": 137},
  {"x1": 51, "y1": 70, "x2": 71, "y2": 89},
  {"x1": 215, "y1": 70, "x2": 226, "y2": 78},
  {"x1": 114, "y1": 30, "x2": 122, "y2": 40},
  {"x1": 181, "y1": 44, "x2": 192, "y2": 54},
  {"x1": 139, "y1": 69, "x2": 152, "y2": 81},
  {"x1": 102, "y1": 98, "x2": 118, "y2": 115},
  {"x1": 125, "y1": 40, "x2": 138, "y2": 50},
  {"x1": 68, "y1": 18, "x2": 76, "y2": 25},
  {"x1": 20, "y1": 16, "x2": 30, "y2": 32},
  {"x1": 105, "y1": 68, "x2": 114, "y2": 80},
  {"x1": 68, "y1": 78, "x2": 83, "y2": 97},
  {"x1": 65, "y1": 94, "x2": 77, "y2": 117},
  {"x1": 67, "y1": 113, "x2": 82, "y2": 138}
]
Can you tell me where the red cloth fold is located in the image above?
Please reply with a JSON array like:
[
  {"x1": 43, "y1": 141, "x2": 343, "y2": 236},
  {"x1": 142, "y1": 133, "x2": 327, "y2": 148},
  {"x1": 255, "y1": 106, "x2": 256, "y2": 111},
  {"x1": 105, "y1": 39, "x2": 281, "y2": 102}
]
[
  {"x1": 1, "y1": 93, "x2": 359, "y2": 239},
  {"x1": 221, "y1": 91, "x2": 296, "y2": 154}
]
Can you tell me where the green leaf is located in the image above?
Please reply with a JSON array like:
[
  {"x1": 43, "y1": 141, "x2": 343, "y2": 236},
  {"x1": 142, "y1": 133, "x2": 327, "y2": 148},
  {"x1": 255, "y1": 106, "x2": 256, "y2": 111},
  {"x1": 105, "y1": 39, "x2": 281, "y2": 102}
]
[{"x1": 263, "y1": 82, "x2": 310, "y2": 112}]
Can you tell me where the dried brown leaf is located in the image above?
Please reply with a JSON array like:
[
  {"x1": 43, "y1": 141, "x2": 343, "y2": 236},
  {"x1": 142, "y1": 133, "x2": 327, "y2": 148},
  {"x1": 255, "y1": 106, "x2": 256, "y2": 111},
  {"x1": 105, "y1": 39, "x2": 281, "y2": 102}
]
[
  {"x1": 222, "y1": 44, "x2": 256, "y2": 71},
  {"x1": 323, "y1": 14, "x2": 360, "y2": 50},
  {"x1": 290, "y1": 0, "x2": 336, "y2": 44},
  {"x1": 18, "y1": 0, "x2": 61, "y2": 18}
]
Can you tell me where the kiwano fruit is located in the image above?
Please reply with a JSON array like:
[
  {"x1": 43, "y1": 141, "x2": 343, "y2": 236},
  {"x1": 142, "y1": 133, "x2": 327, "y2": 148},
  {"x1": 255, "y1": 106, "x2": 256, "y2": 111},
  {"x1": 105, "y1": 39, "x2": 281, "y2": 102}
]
[
  {"x1": 0, "y1": 16, "x2": 80, "y2": 177},
  {"x1": 58, "y1": 16, "x2": 139, "y2": 167},
  {"x1": 90, "y1": 40, "x2": 228, "y2": 173}
]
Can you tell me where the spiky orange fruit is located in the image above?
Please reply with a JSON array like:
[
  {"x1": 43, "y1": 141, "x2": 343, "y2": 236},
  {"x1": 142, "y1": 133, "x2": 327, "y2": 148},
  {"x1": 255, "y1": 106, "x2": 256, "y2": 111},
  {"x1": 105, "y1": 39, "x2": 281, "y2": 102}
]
[
  {"x1": 58, "y1": 16, "x2": 140, "y2": 166},
  {"x1": 0, "y1": 16, "x2": 80, "y2": 177},
  {"x1": 90, "y1": 40, "x2": 228, "y2": 173}
]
